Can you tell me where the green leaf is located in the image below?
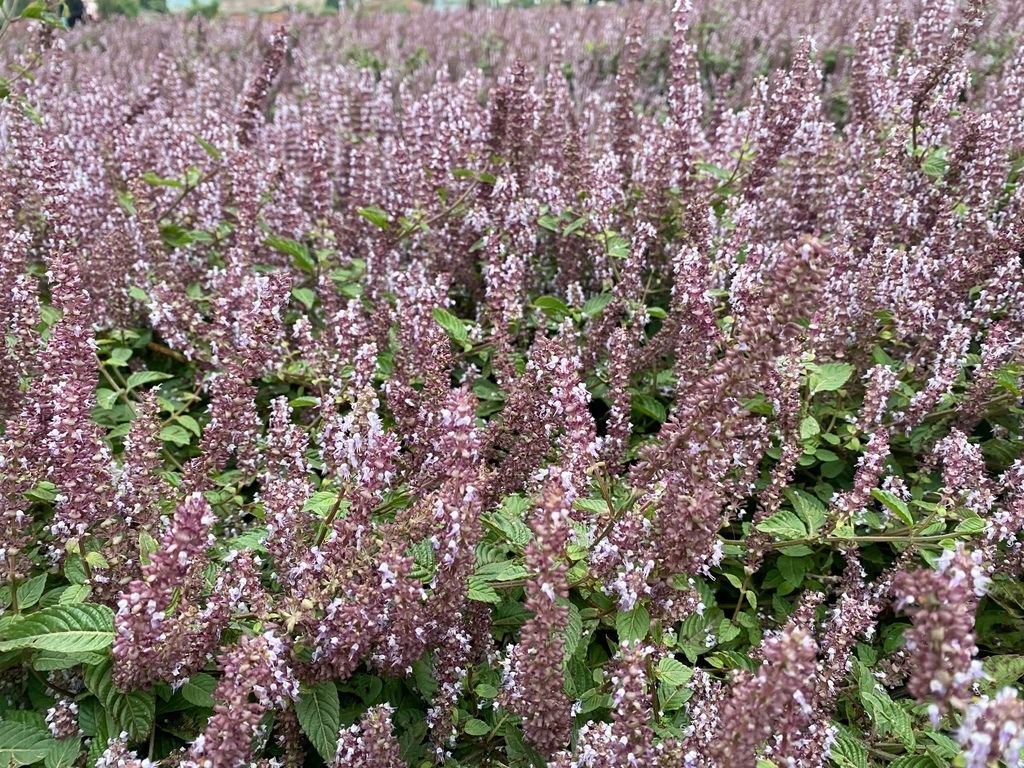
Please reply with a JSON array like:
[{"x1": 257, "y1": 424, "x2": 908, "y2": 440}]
[
  {"x1": 16, "y1": 574, "x2": 48, "y2": 611},
  {"x1": 83, "y1": 660, "x2": 155, "y2": 741},
  {"x1": 295, "y1": 681, "x2": 341, "y2": 763},
  {"x1": 0, "y1": 604, "x2": 114, "y2": 653},
  {"x1": 827, "y1": 729, "x2": 868, "y2": 768},
  {"x1": 467, "y1": 577, "x2": 501, "y2": 604},
  {"x1": 432, "y1": 307, "x2": 470, "y2": 346},
  {"x1": 921, "y1": 148, "x2": 948, "y2": 179},
  {"x1": 195, "y1": 135, "x2": 221, "y2": 160},
  {"x1": 755, "y1": 509, "x2": 807, "y2": 541},
  {"x1": 24, "y1": 481, "x2": 58, "y2": 504},
  {"x1": 717, "y1": 618, "x2": 742, "y2": 643},
  {"x1": 887, "y1": 757, "x2": 936, "y2": 768},
  {"x1": 656, "y1": 657, "x2": 693, "y2": 686},
  {"x1": 955, "y1": 513, "x2": 986, "y2": 534},
  {"x1": 871, "y1": 488, "x2": 913, "y2": 526},
  {"x1": 464, "y1": 718, "x2": 491, "y2": 737},
  {"x1": 44, "y1": 736, "x2": 81, "y2": 768},
  {"x1": 800, "y1": 415, "x2": 820, "y2": 440},
  {"x1": 57, "y1": 586, "x2": 91, "y2": 606},
  {"x1": 158, "y1": 425, "x2": 192, "y2": 447},
  {"x1": 31, "y1": 650, "x2": 105, "y2": 671},
  {"x1": 784, "y1": 488, "x2": 828, "y2": 534},
  {"x1": 475, "y1": 683, "x2": 499, "y2": 699},
  {"x1": 533, "y1": 295, "x2": 571, "y2": 317},
  {"x1": 141, "y1": 171, "x2": 183, "y2": 188},
  {"x1": 356, "y1": 206, "x2": 390, "y2": 229},
  {"x1": 292, "y1": 287, "x2": 316, "y2": 310},
  {"x1": 265, "y1": 236, "x2": 315, "y2": 273},
  {"x1": 777, "y1": 556, "x2": 807, "y2": 587},
  {"x1": 96, "y1": 388, "x2": 118, "y2": 410},
  {"x1": 582, "y1": 293, "x2": 613, "y2": 318},
  {"x1": 107, "y1": 347, "x2": 132, "y2": 367},
  {"x1": 616, "y1": 604, "x2": 650, "y2": 644},
  {"x1": 562, "y1": 600, "x2": 583, "y2": 660},
  {"x1": 139, "y1": 531, "x2": 159, "y2": 567},
  {"x1": 177, "y1": 415, "x2": 201, "y2": 436},
  {"x1": 473, "y1": 561, "x2": 528, "y2": 583},
  {"x1": 125, "y1": 371, "x2": 173, "y2": 390},
  {"x1": 0, "y1": 721, "x2": 55, "y2": 766},
  {"x1": 180, "y1": 672, "x2": 217, "y2": 708},
  {"x1": 808, "y1": 363, "x2": 853, "y2": 395},
  {"x1": 631, "y1": 393, "x2": 667, "y2": 424},
  {"x1": 982, "y1": 655, "x2": 1024, "y2": 689},
  {"x1": 829, "y1": 726, "x2": 869, "y2": 768}
]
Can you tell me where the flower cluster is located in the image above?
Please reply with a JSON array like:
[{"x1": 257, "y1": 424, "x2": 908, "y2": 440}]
[{"x1": 1, "y1": 1, "x2": 1024, "y2": 766}]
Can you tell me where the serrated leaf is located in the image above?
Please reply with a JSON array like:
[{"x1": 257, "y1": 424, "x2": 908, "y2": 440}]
[
  {"x1": 784, "y1": 488, "x2": 827, "y2": 534},
  {"x1": 887, "y1": 757, "x2": 936, "y2": 768},
  {"x1": 755, "y1": 509, "x2": 808, "y2": 540},
  {"x1": 141, "y1": 171, "x2": 183, "y2": 188},
  {"x1": 356, "y1": 206, "x2": 390, "y2": 229},
  {"x1": 800, "y1": 415, "x2": 821, "y2": 440},
  {"x1": 181, "y1": 672, "x2": 217, "y2": 708},
  {"x1": 139, "y1": 531, "x2": 159, "y2": 567},
  {"x1": 44, "y1": 736, "x2": 81, "y2": 768},
  {"x1": 777, "y1": 555, "x2": 806, "y2": 587},
  {"x1": 830, "y1": 725, "x2": 869, "y2": 768},
  {"x1": 656, "y1": 657, "x2": 693, "y2": 686},
  {"x1": 809, "y1": 363, "x2": 853, "y2": 395},
  {"x1": 533, "y1": 295, "x2": 570, "y2": 317},
  {"x1": 295, "y1": 681, "x2": 341, "y2": 763},
  {"x1": 292, "y1": 287, "x2": 316, "y2": 310},
  {"x1": 96, "y1": 388, "x2": 118, "y2": 410},
  {"x1": 475, "y1": 683, "x2": 499, "y2": 699},
  {"x1": 955, "y1": 513, "x2": 986, "y2": 534},
  {"x1": 84, "y1": 661, "x2": 155, "y2": 741},
  {"x1": 582, "y1": 293, "x2": 613, "y2": 318},
  {"x1": 265, "y1": 236, "x2": 315, "y2": 273},
  {"x1": 107, "y1": 347, "x2": 132, "y2": 367},
  {"x1": 464, "y1": 718, "x2": 490, "y2": 737},
  {"x1": 871, "y1": 488, "x2": 913, "y2": 526},
  {"x1": 16, "y1": 574, "x2": 48, "y2": 611},
  {"x1": 177, "y1": 415, "x2": 201, "y2": 436},
  {"x1": 631, "y1": 393, "x2": 667, "y2": 424},
  {"x1": 982, "y1": 654, "x2": 1024, "y2": 689},
  {"x1": 0, "y1": 604, "x2": 114, "y2": 653},
  {"x1": 474, "y1": 561, "x2": 528, "y2": 582},
  {"x1": 432, "y1": 307, "x2": 470, "y2": 346},
  {"x1": 486, "y1": 511, "x2": 531, "y2": 550},
  {"x1": 467, "y1": 577, "x2": 501, "y2": 604},
  {"x1": 24, "y1": 481, "x2": 58, "y2": 504},
  {"x1": 125, "y1": 371, "x2": 173, "y2": 390},
  {"x1": 562, "y1": 600, "x2": 583, "y2": 660},
  {"x1": 158, "y1": 425, "x2": 192, "y2": 447},
  {"x1": 616, "y1": 604, "x2": 650, "y2": 644},
  {"x1": 574, "y1": 497, "x2": 610, "y2": 515},
  {"x1": 57, "y1": 585, "x2": 91, "y2": 606},
  {"x1": 717, "y1": 618, "x2": 742, "y2": 643},
  {"x1": 31, "y1": 650, "x2": 105, "y2": 671},
  {"x1": 0, "y1": 721, "x2": 56, "y2": 766}
]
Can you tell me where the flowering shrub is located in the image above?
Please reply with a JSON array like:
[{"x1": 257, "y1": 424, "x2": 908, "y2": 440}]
[{"x1": 2, "y1": 0, "x2": 1024, "y2": 766}]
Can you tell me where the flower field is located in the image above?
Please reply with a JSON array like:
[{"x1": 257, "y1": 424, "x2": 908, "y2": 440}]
[{"x1": 2, "y1": 0, "x2": 1024, "y2": 765}]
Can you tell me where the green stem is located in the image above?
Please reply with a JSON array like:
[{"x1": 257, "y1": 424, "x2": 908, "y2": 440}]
[
  {"x1": 78, "y1": 539, "x2": 93, "y2": 581},
  {"x1": 315, "y1": 489, "x2": 348, "y2": 547},
  {"x1": 8, "y1": 560, "x2": 18, "y2": 616}
]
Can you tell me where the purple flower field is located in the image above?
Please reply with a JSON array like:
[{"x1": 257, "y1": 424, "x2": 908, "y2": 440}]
[{"x1": 2, "y1": 1, "x2": 1024, "y2": 765}]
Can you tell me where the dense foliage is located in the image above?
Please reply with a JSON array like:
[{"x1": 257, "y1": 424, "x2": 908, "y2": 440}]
[{"x1": 2, "y1": 1, "x2": 1024, "y2": 766}]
